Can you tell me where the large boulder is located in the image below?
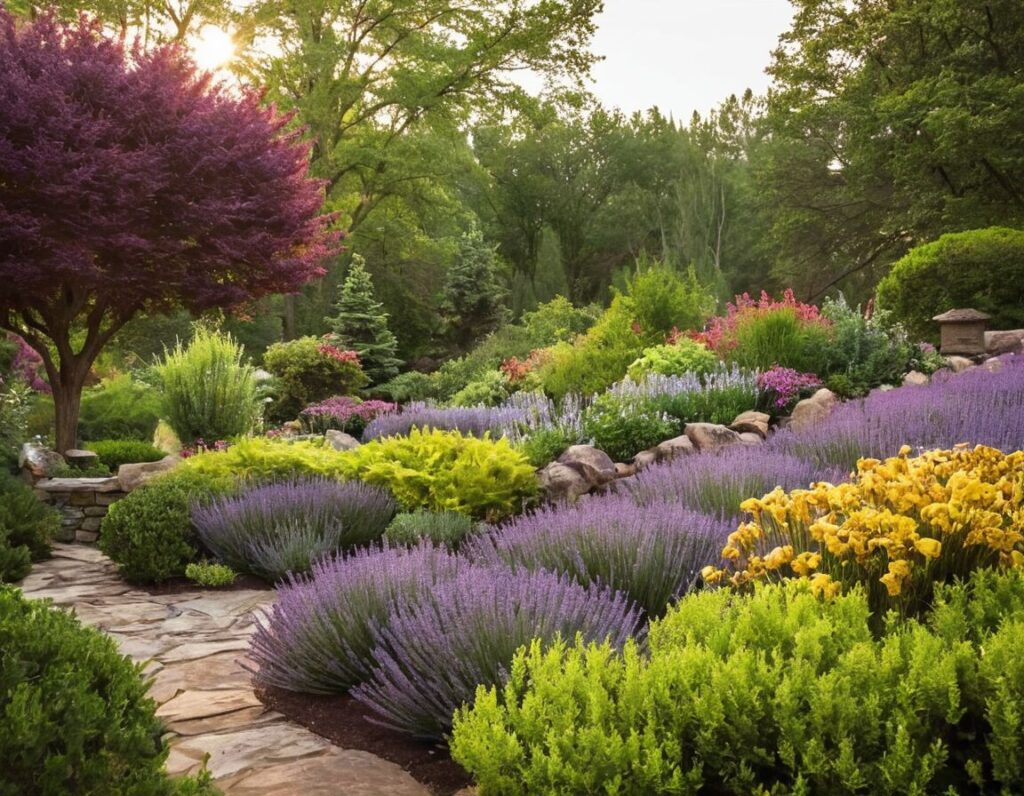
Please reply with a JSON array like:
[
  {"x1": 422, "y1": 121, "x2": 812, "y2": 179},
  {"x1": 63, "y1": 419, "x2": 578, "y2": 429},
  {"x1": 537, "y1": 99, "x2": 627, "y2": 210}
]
[
  {"x1": 902, "y1": 370, "x2": 930, "y2": 387},
  {"x1": 631, "y1": 449, "x2": 660, "y2": 472},
  {"x1": 18, "y1": 443, "x2": 64, "y2": 479},
  {"x1": 537, "y1": 462, "x2": 592, "y2": 504},
  {"x1": 729, "y1": 410, "x2": 770, "y2": 439},
  {"x1": 789, "y1": 388, "x2": 838, "y2": 433},
  {"x1": 683, "y1": 423, "x2": 743, "y2": 453},
  {"x1": 557, "y1": 445, "x2": 617, "y2": 486},
  {"x1": 324, "y1": 430, "x2": 361, "y2": 451},
  {"x1": 985, "y1": 329, "x2": 1024, "y2": 357},
  {"x1": 117, "y1": 455, "x2": 181, "y2": 493},
  {"x1": 654, "y1": 434, "x2": 696, "y2": 461},
  {"x1": 943, "y1": 356, "x2": 974, "y2": 374}
]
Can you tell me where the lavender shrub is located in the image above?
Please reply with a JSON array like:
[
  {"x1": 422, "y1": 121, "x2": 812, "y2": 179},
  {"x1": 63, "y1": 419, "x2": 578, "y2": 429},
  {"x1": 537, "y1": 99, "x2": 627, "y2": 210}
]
[
  {"x1": 250, "y1": 543, "x2": 461, "y2": 693},
  {"x1": 466, "y1": 495, "x2": 727, "y2": 616},
  {"x1": 362, "y1": 401, "x2": 528, "y2": 440},
  {"x1": 626, "y1": 447, "x2": 846, "y2": 525},
  {"x1": 192, "y1": 479, "x2": 397, "y2": 581},
  {"x1": 352, "y1": 566, "x2": 641, "y2": 739},
  {"x1": 771, "y1": 356, "x2": 1024, "y2": 469}
]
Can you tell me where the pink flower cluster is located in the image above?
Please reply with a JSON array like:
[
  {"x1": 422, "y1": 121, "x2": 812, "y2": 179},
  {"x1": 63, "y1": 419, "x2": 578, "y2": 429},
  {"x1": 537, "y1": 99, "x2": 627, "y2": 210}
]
[
  {"x1": 757, "y1": 366, "x2": 822, "y2": 409},
  {"x1": 6, "y1": 334, "x2": 50, "y2": 393},
  {"x1": 317, "y1": 341, "x2": 360, "y2": 365},
  {"x1": 695, "y1": 289, "x2": 827, "y2": 354},
  {"x1": 299, "y1": 396, "x2": 397, "y2": 434}
]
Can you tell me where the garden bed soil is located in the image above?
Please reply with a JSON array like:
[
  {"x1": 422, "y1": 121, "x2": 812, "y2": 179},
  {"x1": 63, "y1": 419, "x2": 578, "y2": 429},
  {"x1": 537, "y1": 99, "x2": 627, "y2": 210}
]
[
  {"x1": 140, "y1": 573, "x2": 273, "y2": 595},
  {"x1": 257, "y1": 686, "x2": 471, "y2": 795}
]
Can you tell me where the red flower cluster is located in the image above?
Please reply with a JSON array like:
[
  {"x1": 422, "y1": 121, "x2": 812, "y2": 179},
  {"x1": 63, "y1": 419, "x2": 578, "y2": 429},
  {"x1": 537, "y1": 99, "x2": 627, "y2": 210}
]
[{"x1": 500, "y1": 349, "x2": 551, "y2": 384}]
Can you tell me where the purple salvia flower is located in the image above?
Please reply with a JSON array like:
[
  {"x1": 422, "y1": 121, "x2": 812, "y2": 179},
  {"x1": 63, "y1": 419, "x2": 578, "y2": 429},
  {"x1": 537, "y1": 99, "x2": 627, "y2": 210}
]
[
  {"x1": 249, "y1": 543, "x2": 461, "y2": 693},
  {"x1": 352, "y1": 566, "x2": 641, "y2": 740},
  {"x1": 466, "y1": 495, "x2": 728, "y2": 616},
  {"x1": 192, "y1": 478, "x2": 397, "y2": 581}
]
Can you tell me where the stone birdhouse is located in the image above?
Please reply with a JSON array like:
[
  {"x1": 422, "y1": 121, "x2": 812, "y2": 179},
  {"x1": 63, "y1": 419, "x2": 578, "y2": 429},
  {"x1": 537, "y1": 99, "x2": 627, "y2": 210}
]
[{"x1": 932, "y1": 308, "x2": 991, "y2": 356}]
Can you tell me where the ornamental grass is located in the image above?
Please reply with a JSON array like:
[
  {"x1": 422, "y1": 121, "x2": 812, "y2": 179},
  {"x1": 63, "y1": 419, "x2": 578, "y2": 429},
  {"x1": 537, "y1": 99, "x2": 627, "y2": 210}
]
[{"x1": 705, "y1": 444, "x2": 1024, "y2": 620}]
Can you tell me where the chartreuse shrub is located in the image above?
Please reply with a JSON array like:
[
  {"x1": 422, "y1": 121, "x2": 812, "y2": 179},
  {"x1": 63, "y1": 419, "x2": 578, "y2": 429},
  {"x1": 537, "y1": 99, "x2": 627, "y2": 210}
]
[
  {"x1": 0, "y1": 474, "x2": 57, "y2": 583},
  {"x1": 336, "y1": 428, "x2": 537, "y2": 520},
  {"x1": 452, "y1": 571, "x2": 1024, "y2": 795},
  {"x1": 706, "y1": 445, "x2": 1024, "y2": 621},
  {"x1": 157, "y1": 326, "x2": 259, "y2": 443},
  {"x1": 100, "y1": 471, "x2": 231, "y2": 584},
  {"x1": 184, "y1": 560, "x2": 237, "y2": 587},
  {"x1": 627, "y1": 338, "x2": 719, "y2": 380},
  {"x1": 0, "y1": 586, "x2": 217, "y2": 795},
  {"x1": 77, "y1": 373, "x2": 162, "y2": 443},
  {"x1": 178, "y1": 437, "x2": 350, "y2": 484},
  {"x1": 877, "y1": 227, "x2": 1024, "y2": 341},
  {"x1": 85, "y1": 439, "x2": 166, "y2": 471}
]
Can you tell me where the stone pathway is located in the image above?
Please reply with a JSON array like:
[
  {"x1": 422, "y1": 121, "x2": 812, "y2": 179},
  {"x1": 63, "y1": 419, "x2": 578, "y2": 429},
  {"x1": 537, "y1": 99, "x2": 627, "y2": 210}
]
[{"x1": 17, "y1": 545, "x2": 430, "y2": 796}]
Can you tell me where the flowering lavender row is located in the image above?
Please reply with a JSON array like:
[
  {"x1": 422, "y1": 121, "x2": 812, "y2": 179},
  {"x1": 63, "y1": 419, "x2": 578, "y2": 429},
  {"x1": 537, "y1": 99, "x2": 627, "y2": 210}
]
[
  {"x1": 466, "y1": 495, "x2": 728, "y2": 616},
  {"x1": 351, "y1": 567, "x2": 641, "y2": 739},
  {"x1": 625, "y1": 447, "x2": 846, "y2": 524},
  {"x1": 608, "y1": 365, "x2": 759, "y2": 404},
  {"x1": 192, "y1": 479, "x2": 397, "y2": 581},
  {"x1": 250, "y1": 543, "x2": 462, "y2": 693},
  {"x1": 770, "y1": 356, "x2": 1024, "y2": 469}
]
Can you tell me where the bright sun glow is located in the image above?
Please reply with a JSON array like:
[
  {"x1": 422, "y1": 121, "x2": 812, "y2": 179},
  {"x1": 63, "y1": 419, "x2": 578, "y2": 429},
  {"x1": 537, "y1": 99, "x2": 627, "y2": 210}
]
[{"x1": 191, "y1": 26, "x2": 236, "y2": 71}]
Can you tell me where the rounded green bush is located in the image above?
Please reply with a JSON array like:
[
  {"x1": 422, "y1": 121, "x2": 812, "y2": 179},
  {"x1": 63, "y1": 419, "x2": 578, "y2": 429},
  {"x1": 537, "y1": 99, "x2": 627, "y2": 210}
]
[
  {"x1": 0, "y1": 474, "x2": 57, "y2": 583},
  {"x1": 384, "y1": 510, "x2": 479, "y2": 550},
  {"x1": 85, "y1": 439, "x2": 166, "y2": 471},
  {"x1": 262, "y1": 336, "x2": 367, "y2": 423},
  {"x1": 0, "y1": 586, "x2": 170, "y2": 794},
  {"x1": 876, "y1": 227, "x2": 1024, "y2": 340},
  {"x1": 78, "y1": 374, "x2": 162, "y2": 443},
  {"x1": 99, "y1": 471, "x2": 229, "y2": 584}
]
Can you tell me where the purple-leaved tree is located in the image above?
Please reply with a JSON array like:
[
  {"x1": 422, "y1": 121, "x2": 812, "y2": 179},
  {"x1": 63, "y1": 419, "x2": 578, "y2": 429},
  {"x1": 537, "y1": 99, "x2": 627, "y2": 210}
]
[{"x1": 0, "y1": 11, "x2": 339, "y2": 452}]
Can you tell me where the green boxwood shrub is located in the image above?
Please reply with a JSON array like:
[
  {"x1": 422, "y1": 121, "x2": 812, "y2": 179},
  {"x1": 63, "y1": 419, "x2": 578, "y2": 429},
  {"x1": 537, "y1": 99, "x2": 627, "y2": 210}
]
[
  {"x1": 0, "y1": 475, "x2": 57, "y2": 583},
  {"x1": 78, "y1": 374, "x2": 162, "y2": 443},
  {"x1": 99, "y1": 471, "x2": 230, "y2": 584},
  {"x1": 877, "y1": 227, "x2": 1024, "y2": 340},
  {"x1": 336, "y1": 428, "x2": 537, "y2": 520},
  {"x1": 383, "y1": 510, "x2": 479, "y2": 550},
  {"x1": 262, "y1": 336, "x2": 367, "y2": 423},
  {"x1": 0, "y1": 586, "x2": 176, "y2": 794},
  {"x1": 452, "y1": 571, "x2": 1024, "y2": 795},
  {"x1": 581, "y1": 392, "x2": 681, "y2": 463},
  {"x1": 85, "y1": 440, "x2": 166, "y2": 471}
]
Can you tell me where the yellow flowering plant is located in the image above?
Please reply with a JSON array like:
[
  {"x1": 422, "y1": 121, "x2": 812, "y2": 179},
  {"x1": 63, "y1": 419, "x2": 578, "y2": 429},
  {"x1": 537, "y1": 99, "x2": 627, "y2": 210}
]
[{"x1": 704, "y1": 444, "x2": 1024, "y2": 618}]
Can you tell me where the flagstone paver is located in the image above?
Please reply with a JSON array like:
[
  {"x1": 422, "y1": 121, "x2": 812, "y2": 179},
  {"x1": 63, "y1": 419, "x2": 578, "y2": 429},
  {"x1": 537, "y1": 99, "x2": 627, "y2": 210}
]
[{"x1": 17, "y1": 544, "x2": 431, "y2": 796}]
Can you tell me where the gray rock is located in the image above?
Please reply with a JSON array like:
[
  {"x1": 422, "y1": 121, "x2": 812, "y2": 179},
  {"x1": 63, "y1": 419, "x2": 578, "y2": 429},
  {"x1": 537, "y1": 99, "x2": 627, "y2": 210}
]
[
  {"x1": 64, "y1": 448, "x2": 100, "y2": 467},
  {"x1": 984, "y1": 329, "x2": 1024, "y2": 356},
  {"x1": 118, "y1": 456, "x2": 181, "y2": 492},
  {"x1": 983, "y1": 357, "x2": 1005, "y2": 373},
  {"x1": 19, "y1": 443, "x2": 65, "y2": 479},
  {"x1": 902, "y1": 370, "x2": 930, "y2": 387},
  {"x1": 631, "y1": 449, "x2": 660, "y2": 471},
  {"x1": 730, "y1": 410, "x2": 770, "y2": 439},
  {"x1": 789, "y1": 388, "x2": 839, "y2": 433},
  {"x1": 943, "y1": 355, "x2": 974, "y2": 373},
  {"x1": 683, "y1": 423, "x2": 743, "y2": 453},
  {"x1": 537, "y1": 462, "x2": 592, "y2": 503},
  {"x1": 324, "y1": 430, "x2": 361, "y2": 451},
  {"x1": 739, "y1": 432, "x2": 763, "y2": 446},
  {"x1": 655, "y1": 434, "x2": 696, "y2": 461},
  {"x1": 35, "y1": 476, "x2": 122, "y2": 493},
  {"x1": 75, "y1": 530, "x2": 99, "y2": 544},
  {"x1": 558, "y1": 445, "x2": 618, "y2": 487}
]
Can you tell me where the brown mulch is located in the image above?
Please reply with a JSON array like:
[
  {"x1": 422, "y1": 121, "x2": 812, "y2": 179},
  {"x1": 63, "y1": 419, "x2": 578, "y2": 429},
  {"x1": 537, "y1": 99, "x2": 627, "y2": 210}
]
[
  {"x1": 139, "y1": 573, "x2": 273, "y2": 595},
  {"x1": 256, "y1": 685, "x2": 472, "y2": 796}
]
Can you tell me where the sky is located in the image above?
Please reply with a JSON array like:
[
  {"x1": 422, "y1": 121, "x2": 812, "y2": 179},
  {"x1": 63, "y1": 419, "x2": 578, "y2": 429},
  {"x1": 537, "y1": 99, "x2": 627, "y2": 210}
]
[{"x1": 586, "y1": 0, "x2": 795, "y2": 120}]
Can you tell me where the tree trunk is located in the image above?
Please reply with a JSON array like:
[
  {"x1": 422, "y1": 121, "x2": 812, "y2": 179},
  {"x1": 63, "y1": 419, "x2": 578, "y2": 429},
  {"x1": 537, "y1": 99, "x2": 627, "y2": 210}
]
[
  {"x1": 52, "y1": 378, "x2": 85, "y2": 454},
  {"x1": 283, "y1": 294, "x2": 297, "y2": 340}
]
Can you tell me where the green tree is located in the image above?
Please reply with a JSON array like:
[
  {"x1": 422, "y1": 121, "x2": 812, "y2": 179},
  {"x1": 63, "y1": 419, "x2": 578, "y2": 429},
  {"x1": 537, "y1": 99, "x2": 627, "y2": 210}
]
[
  {"x1": 760, "y1": 0, "x2": 1024, "y2": 300},
  {"x1": 326, "y1": 254, "x2": 402, "y2": 383},
  {"x1": 442, "y1": 230, "x2": 509, "y2": 350}
]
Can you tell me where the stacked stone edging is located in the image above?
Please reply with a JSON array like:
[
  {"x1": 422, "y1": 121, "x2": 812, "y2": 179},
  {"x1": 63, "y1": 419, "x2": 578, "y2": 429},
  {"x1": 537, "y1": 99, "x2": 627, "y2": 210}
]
[{"x1": 33, "y1": 477, "x2": 126, "y2": 543}]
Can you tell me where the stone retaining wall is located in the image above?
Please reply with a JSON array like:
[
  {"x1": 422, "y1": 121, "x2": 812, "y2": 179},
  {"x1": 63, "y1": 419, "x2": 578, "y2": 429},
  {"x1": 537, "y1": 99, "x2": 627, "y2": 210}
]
[{"x1": 33, "y1": 477, "x2": 126, "y2": 543}]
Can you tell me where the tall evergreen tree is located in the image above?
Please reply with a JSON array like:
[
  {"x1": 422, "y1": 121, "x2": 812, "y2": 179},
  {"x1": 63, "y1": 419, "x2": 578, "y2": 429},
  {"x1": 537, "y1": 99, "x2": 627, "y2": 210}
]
[
  {"x1": 442, "y1": 230, "x2": 510, "y2": 350},
  {"x1": 326, "y1": 255, "x2": 401, "y2": 384}
]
